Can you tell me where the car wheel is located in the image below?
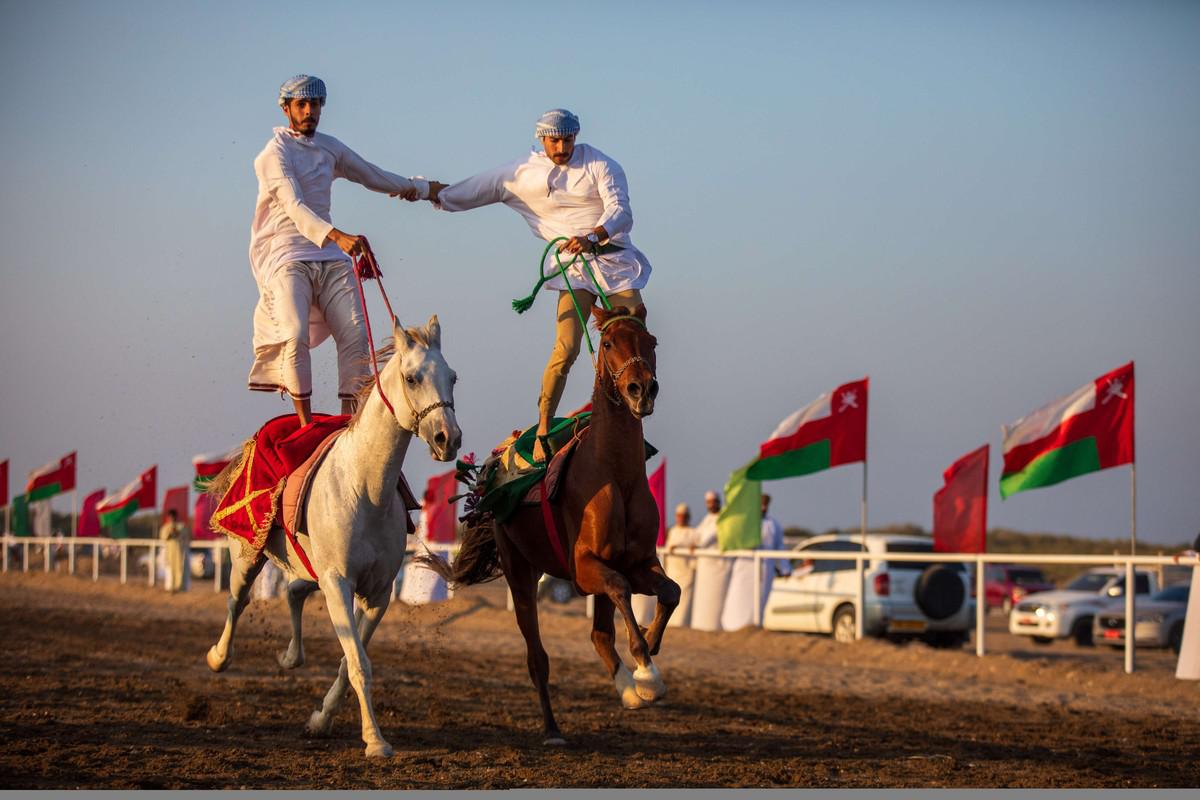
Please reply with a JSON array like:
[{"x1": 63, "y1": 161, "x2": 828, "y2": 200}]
[
  {"x1": 832, "y1": 606, "x2": 856, "y2": 644},
  {"x1": 1002, "y1": 597, "x2": 1013, "y2": 615},
  {"x1": 1032, "y1": 636, "x2": 1054, "y2": 646},
  {"x1": 915, "y1": 565, "x2": 966, "y2": 620},
  {"x1": 1072, "y1": 617, "x2": 1094, "y2": 647},
  {"x1": 1170, "y1": 622, "x2": 1184, "y2": 655}
]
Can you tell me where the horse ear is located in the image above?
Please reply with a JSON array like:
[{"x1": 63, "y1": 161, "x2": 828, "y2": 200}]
[
  {"x1": 393, "y1": 319, "x2": 415, "y2": 349},
  {"x1": 592, "y1": 305, "x2": 616, "y2": 328},
  {"x1": 425, "y1": 314, "x2": 442, "y2": 348},
  {"x1": 632, "y1": 303, "x2": 648, "y2": 322}
]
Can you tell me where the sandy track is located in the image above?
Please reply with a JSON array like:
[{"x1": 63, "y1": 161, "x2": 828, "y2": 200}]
[{"x1": 1, "y1": 572, "x2": 1196, "y2": 788}]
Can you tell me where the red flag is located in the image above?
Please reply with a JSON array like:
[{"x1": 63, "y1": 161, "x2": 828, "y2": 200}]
[
  {"x1": 933, "y1": 445, "x2": 989, "y2": 553},
  {"x1": 648, "y1": 459, "x2": 667, "y2": 545},
  {"x1": 422, "y1": 468, "x2": 459, "y2": 543},
  {"x1": 163, "y1": 486, "x2": 190, "y2": 526},
  {"x1": 192, "y1": 492, "x2": 220, "y2": 540},
  {"x1": 78, "y1": 488, "x2": 106, "y2": 537},
  {"x1": 0, "y1": 459, "x2": 8, "y2": 507}
]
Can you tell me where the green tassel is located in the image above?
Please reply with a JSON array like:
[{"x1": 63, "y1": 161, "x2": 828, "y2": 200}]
[{"x1": 512, "y1": 292, "x2": 537, "y2": 314}]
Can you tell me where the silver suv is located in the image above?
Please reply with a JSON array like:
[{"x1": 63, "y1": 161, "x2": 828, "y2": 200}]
[{"x1": 763, "y1": 533, "x2": 974, "y2": 646}]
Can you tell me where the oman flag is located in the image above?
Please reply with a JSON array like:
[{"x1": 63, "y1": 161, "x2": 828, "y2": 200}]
[
  {"x1": 1001, "y1": 362, "x2": 1134, "y2": 499},
  {"x1": 97, "y1": 466, "x2": 157, "y2": 527},
  {"x1": 26, "y1": 452, "x2": 76, "y2": 502},
  {"x1": 933, "y1": 445, "x2": 989, "y2": 553},
  {"x1": 746, "y1": 378, "x2": 868, "y2": 480},
  {"x1": 192, "y1": 446, "x2": 240, "y2": 492}
]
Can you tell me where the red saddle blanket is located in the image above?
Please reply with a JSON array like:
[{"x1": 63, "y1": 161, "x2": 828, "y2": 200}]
[{"x1": 211, "y1": 413, "x2": 417, "y2": 558}]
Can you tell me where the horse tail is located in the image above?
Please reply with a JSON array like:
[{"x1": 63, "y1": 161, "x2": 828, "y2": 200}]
[
  {"x1": 414, "y1": 517, "x2": 503, "y2": 586},
  {"x1": 205, "y1": 438, "x2": 254, "y2": 502}
]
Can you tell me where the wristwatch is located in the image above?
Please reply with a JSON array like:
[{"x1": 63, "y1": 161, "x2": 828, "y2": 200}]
[{"x1": 586, "y1": 232, "x2": 601, "y2": 252}]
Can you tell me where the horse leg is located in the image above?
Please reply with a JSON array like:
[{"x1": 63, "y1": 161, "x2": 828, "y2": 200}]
[
  {"x1": 206, "y1": 544, "x2": 267, "y2": 673},
  {"x1": 626, "y1": 560, "x2": 681, "y2": 656},
  {"x1": 577, "y1": 554, "x2": 666, "y2": 704},
  {"x1": 308, "y1": 577, "x2": 393, "y2": 758},
  {"x1": 277, "y1": 579, "x2": 320, "y2": 669},
  {"x1": 590, "y1": 593, "x2": 651, "y2": 709},
  {"x1": 496, "y1": 535, "x2": 564, "y2": 744}
]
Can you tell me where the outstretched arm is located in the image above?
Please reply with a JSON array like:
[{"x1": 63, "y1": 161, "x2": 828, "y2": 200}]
[
  {"x1": 430, "y1": 163, "x2": 512, "y2": 212},
  {"x1": 333, "y1": 139, "x2": 430, "y2": 200}
]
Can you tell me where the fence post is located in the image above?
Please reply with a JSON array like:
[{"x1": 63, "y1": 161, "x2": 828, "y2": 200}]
[
  {"x1": 148, "y1": 542, "x2": 156, "y2": 587},
  {"x1": 2, "y1": 537, "x2": 7, "y2": 573},
  {"x1": 23, "y1": 541, "x2": 30, "y2": 573},
  {"x1": 44, "y1": 541, "x2": 50, "y2": 573},
  {"x1": 753, "y1": 551, "x2": 763, "y2": 628},
  {"x1": 93, "y1": 542, "x2": 100, "y2": 582},
  {"x1": 120, "y1": 543, "x2": 128, "y2": 585},
  {"x1": 1124, "y1": 558, "x2": 1136, "y2": 674},
  {"x1": 68, "y1": 540, "x2": 76, "y2": 575},
  {"x1": 975, "y1": 555, "x2": 986, "y2": 657}
]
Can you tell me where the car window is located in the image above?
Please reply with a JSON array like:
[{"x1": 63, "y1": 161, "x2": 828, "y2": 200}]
[
  {"x1": 1009, "y1": 568, "x2": 1048, "y2": 586},
  {"x1": 882, "y1": 542, "x2": 965, "y2": 572},
  {"x1": 985, "y1": 566, "x2": 1003, "y2": 581},
  {"x1": 806, "y1": 540, "x2": 864, "y2": 573},
  {"x1": 1066, "y1": 573, "x2": 1113, "y2": 592},
  {"x1": 1152, "y1": 585, "x2": 1189, "y2": 603}
]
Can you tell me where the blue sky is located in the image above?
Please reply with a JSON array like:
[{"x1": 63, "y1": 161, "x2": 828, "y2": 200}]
[{"x1": 1, "y1": 0, "x2": 1197, "y2": 543}]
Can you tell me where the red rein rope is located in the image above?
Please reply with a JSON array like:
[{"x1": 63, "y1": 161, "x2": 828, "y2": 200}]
[{"x1": 351, "y1": 237, "x2": 398, "y2": 419}]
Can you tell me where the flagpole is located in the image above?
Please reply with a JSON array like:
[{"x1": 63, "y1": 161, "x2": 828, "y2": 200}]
[
  {"x1": 1125, "y1": 463, "x2": 1137, "y2": 674},
  {"x1": 857, "y1": 461, "x2": 867, "y2": 640}
]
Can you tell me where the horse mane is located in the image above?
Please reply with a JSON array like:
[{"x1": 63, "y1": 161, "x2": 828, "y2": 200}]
[{"x1": 347, "y1": 338, "x2": 396, "y2": 429}]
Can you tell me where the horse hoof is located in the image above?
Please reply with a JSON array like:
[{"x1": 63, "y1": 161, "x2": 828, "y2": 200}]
[
  {"x1": 206, "y1": 646, "x2": 229, "y2": 673},
  {"x1": 543, "y1": 736, "x2": 567, "y2": 747},
  {"x1": 365, "y1": 742, "x2": 394, "y2": 759},
  {"x1": 305, "y1": 711, "x2": 333, "y2": 737},
  {"x1": 614, "y1": 664, "x2": 651, "y2": 710},
  {"x1": 633, "y1": 664, "x2": 667, "y2": 702},
  {"x1": 276, "y1": 648, "x2": 303, "y2": 670}
]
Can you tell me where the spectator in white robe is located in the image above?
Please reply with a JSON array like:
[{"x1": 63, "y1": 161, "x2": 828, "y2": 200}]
[
  {"x1": 690, "y1": 491, "x2": 731, "y2": 631},
  {"x1": 759, "y1": 494, "x2": 790, "y2": 612},
  {"x1": 664, "y1": 503, "x2": 699, "y2": 628},
  {"x1": 1174, "y1": 531, "x2": 1200, "y2": 680},
  {"x1": 720, "y1": 495, "x2": 785, "y2": 631},
  {"x1": 399, "y1": 504, "x2": 449, "y2": 605}
]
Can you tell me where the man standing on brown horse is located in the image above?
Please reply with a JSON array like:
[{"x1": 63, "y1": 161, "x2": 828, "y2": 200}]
[
  {"x1": 247, "y1": 74, "x2": 433, "y2": 425},
  {"x1": 426, "y1": 109, "x2": 653, "y2": 460}
]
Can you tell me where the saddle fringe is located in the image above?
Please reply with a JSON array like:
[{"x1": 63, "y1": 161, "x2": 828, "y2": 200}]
[{"x1": 413, "y1": 458, "x2": 504, "y2": 586}]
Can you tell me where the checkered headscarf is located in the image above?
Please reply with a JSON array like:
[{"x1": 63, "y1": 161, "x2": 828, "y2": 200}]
[
  {"x1": 534, "y1": 108, "x2": 580, "y2": 139},
  {"x1": 278, "y1": 75, "x2": 327, "y2": 106}
]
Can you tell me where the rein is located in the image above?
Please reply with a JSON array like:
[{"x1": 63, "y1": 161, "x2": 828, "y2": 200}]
[
  {"x1": 351, "y1": 239, "x2": 454, "y2": 434},
  {"x1": 512, "y1": 237, "x2": 614, "y2": 362}
]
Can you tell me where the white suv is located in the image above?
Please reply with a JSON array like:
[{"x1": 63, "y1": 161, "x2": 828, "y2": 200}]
[
  {"x1": 1009, "y1": 567, "x2": 1158, "y2": 646},
  {"x1": 762, "y1": 533, "x2": 974, "y2": 646}
]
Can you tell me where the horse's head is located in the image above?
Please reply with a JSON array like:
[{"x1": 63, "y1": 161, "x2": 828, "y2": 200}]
[
  {"x1": 593, "y1": 303, "x2": 658, "y2": 419},
  {"x1": 384, "y1": 315, "x2": 462, "y2": 462}
]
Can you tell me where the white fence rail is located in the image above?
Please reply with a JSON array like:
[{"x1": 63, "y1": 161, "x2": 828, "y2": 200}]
[{"x1": 3, "y1": 535, "x2": 1193, "y2": 676}]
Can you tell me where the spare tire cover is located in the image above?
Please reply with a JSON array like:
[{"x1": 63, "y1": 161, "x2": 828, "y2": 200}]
[{"x1": 914, "y1": 565, "x2": 965, "y2": 620}]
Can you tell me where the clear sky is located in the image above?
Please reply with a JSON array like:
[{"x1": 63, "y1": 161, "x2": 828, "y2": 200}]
[{"x1": 1, "y1": 0, "x2": 1197, "y2": 543}]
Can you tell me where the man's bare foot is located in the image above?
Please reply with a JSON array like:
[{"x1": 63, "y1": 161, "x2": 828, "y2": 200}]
[{"x1": 532, "y1": 431, "x2": 550, "y2": 463}]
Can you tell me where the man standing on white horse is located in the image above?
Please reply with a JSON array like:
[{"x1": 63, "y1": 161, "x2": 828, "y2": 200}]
[
  {"x1": 248, "y1": 74, "x2": 432, "y2": 425},
  {"x1": 425, "y1": 109, "x2": 653, "y2": 461}
]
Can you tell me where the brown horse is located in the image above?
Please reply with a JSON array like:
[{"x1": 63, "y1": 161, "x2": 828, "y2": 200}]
[{"x1": 421, "y1": 303, "x2": 680, "y2": 744}]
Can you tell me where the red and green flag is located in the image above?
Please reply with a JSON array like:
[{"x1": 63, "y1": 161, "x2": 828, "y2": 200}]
[
  {"x1": 1000, "y1": 362, "x2": 1134, "y2": 499},
  {"x1": 746, "y1": 378, "x2": 868, "y2": 480},
  {"x1": 192, "y1": 447, "x2": 240, "y2": 492},
  {"x1": 26, "y1": 452, "x2": 76, "y2": 502},
  {"x1": 97, "y1": 466, "x2": 157, "y2": 528}
]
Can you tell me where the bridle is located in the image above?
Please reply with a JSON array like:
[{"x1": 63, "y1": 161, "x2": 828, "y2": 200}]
[
  {"x1": 597, "y1": 314, "x2": 655, "y2": 407},
  {"x1": 351, "y1": 238, "x2": 454, "y2": 437}
]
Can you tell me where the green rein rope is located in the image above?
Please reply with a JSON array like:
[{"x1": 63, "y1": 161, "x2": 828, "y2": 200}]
[{"x1": 512, "y1": 237, "x2": 613, "y2": 357}]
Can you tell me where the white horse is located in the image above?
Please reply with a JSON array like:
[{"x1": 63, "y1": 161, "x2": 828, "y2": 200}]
[{"x1": 205, "y1": 315, "x2": 461, "y2": 758}]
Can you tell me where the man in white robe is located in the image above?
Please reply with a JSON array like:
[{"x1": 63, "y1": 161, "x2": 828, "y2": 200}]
[
  {"x1": 428, "y1": 109, "x2": 653, "y2": 461},
  {"x1": 690, "y1": 491, "x2": 730, "y2": 632},
  {"x1": 247, "y1": 75, "x2": 432, "y2": 425},
  {"x1": 664, "y1": 503, "x2": 699, "y2": 628},
  {"x1": 759, "y1": 493, "x2": 791, "y2": 617}
]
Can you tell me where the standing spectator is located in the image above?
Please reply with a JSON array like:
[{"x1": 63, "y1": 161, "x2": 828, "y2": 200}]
[
  {"x1": 664, "y1": 503, "x2": 698, "y2": 628},
  {"x1": 758, "y1": 493, "x2": 791, "y2": 615},
  {"x1": 158, "y1": 509, "x2": 190, "y2": 593},
  {"x1": 1175, "y1": 531, "x2": 1200, "y2": 681},
  {"x1": 691, "y1": 490, "x2": 730, "y2": 631}
]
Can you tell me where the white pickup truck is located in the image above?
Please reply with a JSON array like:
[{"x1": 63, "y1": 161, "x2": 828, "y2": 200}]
[{"x1": 1008, "y1": 567, "x2": 1159, "y2": 646}]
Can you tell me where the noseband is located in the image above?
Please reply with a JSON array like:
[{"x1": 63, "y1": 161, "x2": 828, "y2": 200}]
[
  {"x1": 408, "y1": 398, "x2": 455, "y2": 435},
  {"x1": 597, "y1": 315, "x2": 655, "y2": 407}
]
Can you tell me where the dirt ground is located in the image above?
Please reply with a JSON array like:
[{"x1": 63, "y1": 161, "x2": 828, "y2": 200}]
[{"x1": 1, "y1": 570, "x2": 1197, "y2": 789}]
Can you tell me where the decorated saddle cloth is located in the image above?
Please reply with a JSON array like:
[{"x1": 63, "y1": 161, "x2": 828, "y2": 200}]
[
  {"x1": 212, "y1": 413, "x2": 418, "y2": 560},
  {"x1": 460, "y1": 406, "x2": 657, "y2": 525}
]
